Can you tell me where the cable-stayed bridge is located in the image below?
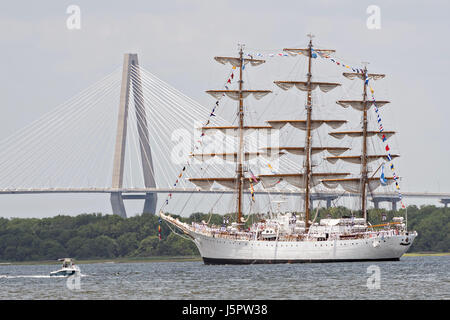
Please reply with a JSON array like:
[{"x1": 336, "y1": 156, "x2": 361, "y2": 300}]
[{"x1": 0, "y1": 54, "x2": 447, "y2": 217}]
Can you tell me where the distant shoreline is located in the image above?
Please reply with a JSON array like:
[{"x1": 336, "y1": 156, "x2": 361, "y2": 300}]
[{"x1": 0, "y1": 253, "x2": 448, "y2": 266}]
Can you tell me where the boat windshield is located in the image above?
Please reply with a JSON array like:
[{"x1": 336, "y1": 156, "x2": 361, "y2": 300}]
[{"x1": 62, "y1": 259, "x2": 72, "y2": 268}]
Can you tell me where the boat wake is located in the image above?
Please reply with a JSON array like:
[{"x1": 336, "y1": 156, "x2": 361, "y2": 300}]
[
  {"x1": 0, "y1": 273, "x2": 87, "y2": 279},
  {"x1": 0, "y1": 275, "x2": 57, "y2": 279}
]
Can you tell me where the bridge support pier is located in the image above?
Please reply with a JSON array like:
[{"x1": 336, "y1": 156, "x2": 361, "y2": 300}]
[
  {"x1": 110, "y1": 53, "x2": 157, "y2": 218},
  {"x1": 373, "y1": 199, "x2": 380, "y2": 209},
  {"x1": 391, "y1": 200, "x2": 397, "y2": 211},
  {"x1": 310, "y1": 194, "x2": 338, "y2": 210},
  {"x1": 440, "y1": 198, "x2": 450, "y2": 208},
  {"x1": 110, "y1": 192, "x2": 127, "y2": 218},
  {"x1": 371, "y1": 196, "x2": 401, "y2": 211},
  {"x1": 143, "y1": 192, "x2": 157, "y2": 214}
]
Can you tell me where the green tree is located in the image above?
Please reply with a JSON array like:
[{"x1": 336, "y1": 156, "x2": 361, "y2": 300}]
[
  {"x1": 134, "y1": 235, "x2": 160, "y2": 257},
  {"x1": 116, "y1": 232, "x2": 139, "y2": 257},
  {"x1": 39, "y1": 239, "x2": 67, "y2": 260}
]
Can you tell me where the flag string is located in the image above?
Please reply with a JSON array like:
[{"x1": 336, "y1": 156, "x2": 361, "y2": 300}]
[
  {"x1": 245, "y1": 47, "x2": 405, "y2": 208},
  {"x1": 158, "y1": 67, "x2": 237, "y2": 220},
  {"x1": 367, "y1": 80, "x2": 406, "y2": 209}
]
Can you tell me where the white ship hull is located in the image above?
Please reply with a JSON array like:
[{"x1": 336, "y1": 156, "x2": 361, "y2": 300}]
[{"x1": 188, "y1": 229, "x2": 416, "y2": 264}]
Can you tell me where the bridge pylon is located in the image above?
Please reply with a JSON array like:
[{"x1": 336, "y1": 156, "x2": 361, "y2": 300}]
[{"x1": 110, "y1": 53, "x2": 157, "y2": 218}]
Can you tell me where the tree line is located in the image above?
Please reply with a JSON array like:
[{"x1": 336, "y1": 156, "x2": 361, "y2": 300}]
[{"x1": 0, "y1": 205, "x2": 447, "y2": 262}]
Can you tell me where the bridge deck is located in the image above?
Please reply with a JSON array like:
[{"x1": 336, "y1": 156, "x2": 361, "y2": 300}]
[{"x1": 0, "y1": 188, "x2": 448, "y2": 199}]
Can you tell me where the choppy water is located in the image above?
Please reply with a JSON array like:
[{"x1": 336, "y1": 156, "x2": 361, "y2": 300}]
[{"x1": 0, "y1": 256, "x2": 448, "y2": 299}]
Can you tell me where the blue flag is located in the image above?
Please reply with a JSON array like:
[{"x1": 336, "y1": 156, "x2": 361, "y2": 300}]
[{"x1": 380, "y1": 164, "x2": 387, "y2": 186}]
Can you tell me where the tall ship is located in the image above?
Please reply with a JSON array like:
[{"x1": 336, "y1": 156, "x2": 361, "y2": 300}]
[{"x1": 159, "y1": 36, "x2": 417, "y2": 264}]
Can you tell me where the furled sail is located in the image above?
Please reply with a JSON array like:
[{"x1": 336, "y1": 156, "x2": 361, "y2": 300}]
[
  {"x1": 321, "y1": 177, "x2": 395, "y2": 193},
  {"x1": 336, "y1": 100, "x2": 390, "y2": 111},
  {"x1": 329, "y1": 131, "x2": 395, "y2": 141},
  {"x1": 343, "y1": 73, "x2": 385, "y2": 81},
  {"x1": 190, "y1": 151, "x2": 284, "y2": 163},
  {"x1": 258, "y1": 173, "x2": 350, "y2": 188},
  {"x1": 274, "y1": 81, "x2": 341, "y2": 93},
  {"x1": 201, "y1": 126, "x2": 275, "y2": 138},
  {"x1": 283, "y1": 48, "x2": 335, "y2": 57},
  {"x1": 325, "y1": 154, "x2": 399, "y2": 164},
  {"x1": 206, "y1": 90, "x2": 271, "y2": 101},
  {"x1": 267, "y1": 119, "x2": 346, "y2": 131},
  {"x1": 261, "y1": 147, "x2": 349, "y2": 156},
  {"x1": 214, "y1": 56, "x2": 265, "y2": 67},
  {"x1": 189, "y1": 177, "x2": 260, "y2": 190}
]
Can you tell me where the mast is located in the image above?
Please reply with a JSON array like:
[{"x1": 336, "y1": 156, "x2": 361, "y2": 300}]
[
  {"x1": 260, "y1": 36, "x2": 344, "y2": 232},
  {"x1": 325, "y1": 68, "x2": 395, "y2": 221},
  {"x1": 304, "y1": 34, "x2": 314, "y2": 231},
  {"x1": 361, "y1": 64, "x2": 368, "y2": 222},
  {"x1": 237, "y1": 44, "x2": 245, "y2": 228},
  {"x1": 190, "y1": 47, "x2": 271, "y2": 228}
]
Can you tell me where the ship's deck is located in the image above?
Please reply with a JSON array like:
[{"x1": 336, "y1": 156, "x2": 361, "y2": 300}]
[{"x1": 160, "y1": 213, "x2": 414, "y2": 242}]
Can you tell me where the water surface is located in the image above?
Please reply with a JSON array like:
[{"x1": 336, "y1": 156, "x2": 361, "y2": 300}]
[{"x1": 0, "y1": 256, "x2": 448, "y2": 299}]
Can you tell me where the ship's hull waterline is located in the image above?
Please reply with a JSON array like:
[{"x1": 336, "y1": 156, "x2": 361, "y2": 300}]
[{"x1": 189, "y1": 230, "x2": 416, "y2": 265}]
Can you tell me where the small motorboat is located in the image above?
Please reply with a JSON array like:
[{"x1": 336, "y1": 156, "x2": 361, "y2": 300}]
[{"x1": 50, "y1": 258, "x2": 80, "y2": 277}]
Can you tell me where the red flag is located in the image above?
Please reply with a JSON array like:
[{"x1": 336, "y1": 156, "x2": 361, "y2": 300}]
[
  {"x1": 231, "y1": 73, "x2": 234, "y2": 79},
  {"x1": 227, "y1": 78, "x2": 231, "y2": 84},
  {"x1": 385, "y1": 145, "x2": 390, "y2": 152}
]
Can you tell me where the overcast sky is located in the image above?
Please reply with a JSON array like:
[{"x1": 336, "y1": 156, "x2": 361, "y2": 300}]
[{"x1": 0, "y1": 0, "x2": 449, "y2": 218}]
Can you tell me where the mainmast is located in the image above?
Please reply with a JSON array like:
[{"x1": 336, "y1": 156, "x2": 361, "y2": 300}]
[
  {"x1": 258, "y1": 35, "x2": 349, "y2": 233},
  {"x1": 237, "y1": 44, "x2": 245, "y2": 228},
  {"x1": 304, "y1": 34, "x2": 314, "y2": 232},
  {"x1": 361, "y1": 64, "x2": 369, "y2": 221}
]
